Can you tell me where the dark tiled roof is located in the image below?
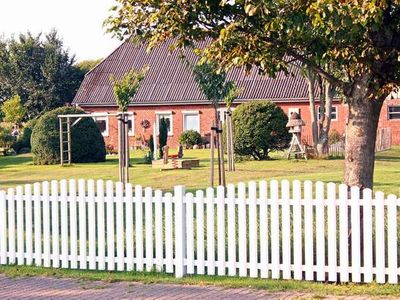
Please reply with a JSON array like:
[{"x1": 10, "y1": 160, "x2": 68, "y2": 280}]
[{"x1": 73, "y1": 40, "x2": 311, "y2": 106}]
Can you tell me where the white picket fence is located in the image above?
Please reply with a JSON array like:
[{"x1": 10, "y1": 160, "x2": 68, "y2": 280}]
[{"x1": 0, "y1": 179, "x2": 399, "y2": 284}]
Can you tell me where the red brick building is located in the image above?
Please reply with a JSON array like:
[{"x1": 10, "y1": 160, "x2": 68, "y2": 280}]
[{"x1": 73, "y1": 40, "x2": 400, "y2": 148}]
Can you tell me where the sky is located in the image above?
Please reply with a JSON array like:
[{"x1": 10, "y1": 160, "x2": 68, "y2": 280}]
[{"x1": 0, "y1": 0, "x2": 122, "y2": 62}]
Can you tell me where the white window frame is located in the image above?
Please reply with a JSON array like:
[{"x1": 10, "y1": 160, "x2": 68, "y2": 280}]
[
  {"x1": 92, "y1": 113, "x2": 109, "y2": 137},
  {"x1": 288, "y1": 107, "x2": 300, "y2": 117},
  {"x1": 388, "y1": 105, "x2": 400, "y2": 120},
  {"x1": 127, "y1": 113, "x2": 135, "y2": 136},
  {"x1": 182, "y1": 110, "x2": 200, "y2": 133},
  {"x1": 318, "y1": 106, "x2": 338, "y2": 121},
  {"x1": 155, "y1": 111, "x2": 173, "y2": 136},
  {"x1": 217, "y1": 107, "x2": 236, "y2": 123}
]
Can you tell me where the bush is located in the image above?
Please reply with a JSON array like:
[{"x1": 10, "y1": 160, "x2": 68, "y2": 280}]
[
  {"x1": 0, "y1": 126, "x2": 15, "y2": 149},
  {"x1": 232, "y1": 101, "x2": 290, "y2": 160},
  {"x1": 12, "y1": 119, "x2": 37, "y2": 153},
  {"x1": 31, "y1": 106, "x2": 106, "y2": 165},
  {"x1": 179, "y1": 130, "x2": 202, "y2": 148}
]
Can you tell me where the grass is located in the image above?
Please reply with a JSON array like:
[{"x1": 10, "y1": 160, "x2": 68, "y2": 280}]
[
  {"x1": 1, "y1": 265, "x2": 400, "y2": 297},
  {"x1": 1, "y1": 148, "x2": 400, "y2": 296},
  {"x1": 0, "y1": 147, "x2": 399, "y2": 195}
]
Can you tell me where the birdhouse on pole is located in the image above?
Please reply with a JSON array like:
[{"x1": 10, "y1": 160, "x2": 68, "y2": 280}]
[{"x1": 286, "y1": 112, "x2": 307, "y2": 160}]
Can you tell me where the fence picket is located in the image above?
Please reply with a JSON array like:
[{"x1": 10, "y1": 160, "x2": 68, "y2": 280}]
[
  {"x1": 363, "y1": 188, "x2": 373, "y2": 283},
  {"x1": 125, "y1": 183, "x2": 134, "y2": 271},
  {"x1": 387, "y1": 194, "x2": 398, "y2": 284},
  {"x1": 316, "y1": 182, "x2": 325, "y2": 281},
  {"x1": 116, "y1": 182, "x2": 125, "y2": 271},
  {"x1": 106, "y1": 180, "x2": 114, "y2": 271},
  {"x1": 0, "y1": 190, "x2": 6, "y2": 264},
  {"x1": 51, "y1": 181, "x2": 60, "y2": 268},
  {"x1": 270, "y1": 180, "x2": 279, "y2": 279},
  {"x1": 281, "y1": 180, "x2": 291, "y2": 280},
  {"x1": 196, "y1": 190, "x2": 205, "y2": 275},
  {"x1": 174, "y1": 185, "x2": 186, "y2": 278},
  {"x1": 78, "y1": 179, "x2": 87, "y2": 269},
  {"x1": 135, "y1": 185, "x2": 144, "y2": 272},
  {"x1": 206, "y1": 187, "x2": 215, "y2": 275},
  {"x1": 249, "y1": 181, "x2": 258, "y2": 278},
  {"x1": 60, "y1": 180, "x2": 69, "y2": 268},
  {"x1": 259, "y1": 180, "x2": 268, "y2": 279},
  {"x1": 16, "y1": 186, "x2": 24, "y2": 265},
  {"x1": 292, "y1": 180, "x2": 302, "y2": 280},
  {"x1": 165, "y1": 192, "x2": 173, "y2": 273},
  {"x1": 339, "y1": 184, "x2": 349, "y2": 282},
  {"x1": 96, "y1": 180, "x2": 105, "y2": 270},
  {"x1": 155, "y1": 190, "x2": 163, "y2": 272},
  {"x1": 145, "y1": 187, "x2": 153, "y2": 272},
  {"x1": 327, "y1": 183, "x2": 337, "y2": 282},
  {"x1": 350, "y1": 186, "x2": 361, "y2": 283},
  {"x1": 25, "y1": 185, "x2": 34, "y2": 263},
  {"x1": 42, "y1": 182, "x2": 49, "y2": 267},
  {"x1": 69, "y1": 180, "x2": 78, "y2": 269},
  {"x1": 217, "y1": 186, "x2": 226, "y2": 276},
  {"x1": 238, "y1": 182, "x2": 247, "y2": 277},
  {"x1": 375, "y1": 191, "x2": 385, "y2": 283},
  {"x1": 88, "y1": 180, "x2": 97, "y2": 270},
  {"x1": 304, "y1": 181, "x2": 313, "y2": 281},
  {"x1": 227, "y1": 184, "x2": 236, "y2": 276},
  {"x1": 8, "y1": 188, "x2": 16, "y2": 265},
  {"x1": 186, "y1": 192, "x2": 195, "y2": 274}
]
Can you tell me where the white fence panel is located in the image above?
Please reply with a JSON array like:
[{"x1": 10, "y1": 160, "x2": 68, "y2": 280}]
[{"x1": 0, "y1": 178, "x2": 399, "y2": 284}]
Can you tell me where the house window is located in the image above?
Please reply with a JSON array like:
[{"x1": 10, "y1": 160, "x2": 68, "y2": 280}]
[
  {"x1": 318, "y1": 106, "x2": 338, "y2": 121},
  {"x1": 156, "y1": 112, "x2": 173, "y2": 136},
  {"x1": 92, "y1": 114, "x2": 109, "y2": 136},
  {"x1": 183, "y1": 111, "x2": 200, "y2": 132},
  {"x1": 217, "y1": 107, "x2": 236, "y2": 123},
  {"x1": 388, "y1": 106, "x2": 400, "y2": 120},
  {"x1": 127, "y1": 114, "x2": 134, "y2": 136}
]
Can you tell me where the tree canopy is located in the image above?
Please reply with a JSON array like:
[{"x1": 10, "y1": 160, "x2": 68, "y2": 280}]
[
  {"x1": 0, "y1": 30, "x2": 84, "y2": 118},
  {"x1": 1, "y1": 95, "x2": 26, "y2": 125}
]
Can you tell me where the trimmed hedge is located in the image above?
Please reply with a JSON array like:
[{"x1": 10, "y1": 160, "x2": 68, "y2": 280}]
[
  {"x1": 179, "y1": 130, "x2": 202, "y2": 148},
  {"x1": 232, "y1": 101, "x2": 290, "y2": 160},
  {"x1": 31, "y1": 107, "x2": 106, "y2": 165}
]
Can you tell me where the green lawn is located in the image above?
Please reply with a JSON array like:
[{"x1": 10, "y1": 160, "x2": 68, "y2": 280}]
[{"x1": 0, "y1": 147, "x2": 399, "y2": 195}]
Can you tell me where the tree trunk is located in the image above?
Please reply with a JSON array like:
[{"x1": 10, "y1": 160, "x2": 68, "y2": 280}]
[
  {"x1": 344, "y1": 96, "x2": 384, "y2": 189},
  {"x1": 305, "y1": 68, "x2": 319, "y2": 150},
  {"x1": 316, "y1": 80, "x2": 335, "y2": 157}
]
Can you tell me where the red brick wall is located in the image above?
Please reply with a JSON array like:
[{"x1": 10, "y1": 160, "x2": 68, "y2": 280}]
[{"x1": 80, "y1": 99, "x2": 400, "y2": 148}]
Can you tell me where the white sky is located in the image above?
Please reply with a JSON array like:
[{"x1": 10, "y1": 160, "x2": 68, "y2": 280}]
[{"x1": 0, "y1": 0, "x2": 122, "y2": 62}]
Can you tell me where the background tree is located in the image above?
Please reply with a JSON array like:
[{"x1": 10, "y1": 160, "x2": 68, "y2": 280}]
[
  {"x1": 0, "y1": 30, "x2": 83, "y2": 118},
  {"x1": 75, "y1": 59, "x2": 102, "y2": 74},
  {"x1": 106, "y1": 0, "x2": 400, "y2": 189},
  {"x1": 1, "y1": 95, "x2": 26, "y2": 127}
]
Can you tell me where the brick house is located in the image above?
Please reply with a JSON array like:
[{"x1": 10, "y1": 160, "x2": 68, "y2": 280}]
[{"x1": 72, "y1": 40, "x2": 400, "y2": 148}]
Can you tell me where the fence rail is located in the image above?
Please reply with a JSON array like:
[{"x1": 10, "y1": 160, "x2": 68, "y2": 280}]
[{"x1": 0, "y1": 179, "x2": 399, "y2": 284}]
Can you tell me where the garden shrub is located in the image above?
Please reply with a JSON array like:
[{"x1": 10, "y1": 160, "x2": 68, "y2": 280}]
[
  {"x1": 0, "y1": 126, "x2": 15, "y2": 150},
  {"x1": 179, "y1": 130, "x2": 202, "y2": 148},
  {"x1": 159, "y1": 117, "x2": 168, "y2": 157},
  {"x1": 232, "y1": 101, "x2": 290, "y2": 160},
  {"x1": 31, "y1": 106, "x2": 106, "y2": 165},
  {"x1": 12, "y1": 119, "x2": 37, "y2": 153}
]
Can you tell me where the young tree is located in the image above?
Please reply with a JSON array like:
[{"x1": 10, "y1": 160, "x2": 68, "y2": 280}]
[
  {"x1": 159, "y1": 117, "x2": 168, "y2": 157},
  {"x1": 1, "y1": 95, "x2": 26, "y2": 127},
  {"x1": 106, "y1": 1, "x2": 400, "y2": 189}
]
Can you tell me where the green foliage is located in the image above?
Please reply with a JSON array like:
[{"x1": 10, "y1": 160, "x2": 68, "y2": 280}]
[
  {"x1": 158, "y1": 117, "x2": 168, "y2": 157},
  {"x1": 0, "y1": 126, "x2": 15, "y2": 149},
  {"x1": 1, "y1": 95, "x2": 26, "y2": 124},
  {"x1": 12, "y1": 119, "x2": 37, "y2": 154},
  {"x1": 110, "y1": 66, "x2": 148, "y2": 112},
  {"x1": 31, "y1": 107, "x2": 106, "y2": 165},
  {"x1": 75, "y1": 59, "x2": 102, "y2": 74},
  {"x1": 179, "y1": 130, "x2": 202, "y2": 148},
  {"x1": 232, "y1": 101, "x2": 290, "y2": 160},
  {"x1": 148, "y1": 134, "x2": 154, "y2": 156},
  {"x1": 0, "y1": 30, "x2": 84, "y2": 118}
]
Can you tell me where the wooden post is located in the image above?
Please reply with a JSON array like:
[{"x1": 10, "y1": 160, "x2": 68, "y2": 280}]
[
  {"x1": 229, "y1": 114, "x2": 235, "y2": 171},
  {"x1": 218, "y1": 120, "x2": 226, "y2": 187},
  {"x1": 118, "y1": 113, "x2": 124, "y2": 184},
  {"x1": 124, "y1": 113, "x2": 130, "y2": 184},
  {"x1": 67, "y1": 117, "x2": 72, "y2": 165},
  {"x1": 153, "y1": 122, "x2": 158, "y2": 160},
  {"x1": 210, "y1": 123, "x2": 215, "y2": 187},
  {"x1": 59, "y1": 118, "x2": 64, "y2": 166}
]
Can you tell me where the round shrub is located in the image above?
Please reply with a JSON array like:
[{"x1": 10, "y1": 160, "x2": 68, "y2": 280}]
[
  {"x1": 179, "y1": 130, "x2": 202, "y2": 148},
  {"x1": 31, "y1": 106, "x2": 106, "y2": 165},
  {"x1": 232, "y1": 101, "x2": 290, "y2": 160}
]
